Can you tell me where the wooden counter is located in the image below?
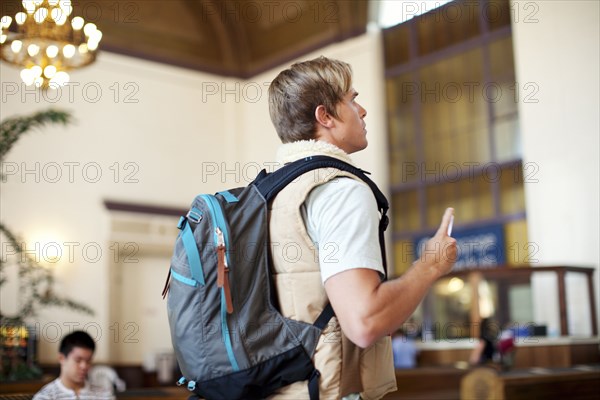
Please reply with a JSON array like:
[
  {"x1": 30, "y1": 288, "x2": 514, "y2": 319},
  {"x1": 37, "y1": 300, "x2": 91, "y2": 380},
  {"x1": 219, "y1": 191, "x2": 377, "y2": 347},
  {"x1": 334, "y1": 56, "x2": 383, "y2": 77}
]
[
  {"x1": 416, "y1": 337, "x2": 600, "y2": 368},
  {"x1": 461, "y1": 365, "x2": 600, "y2": 400}
]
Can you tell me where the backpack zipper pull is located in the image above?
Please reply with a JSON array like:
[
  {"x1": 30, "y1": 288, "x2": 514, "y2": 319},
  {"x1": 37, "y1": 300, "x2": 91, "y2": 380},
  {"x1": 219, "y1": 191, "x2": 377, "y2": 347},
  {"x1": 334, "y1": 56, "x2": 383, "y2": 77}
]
[{"x1": 216, "y1": 227, "x2": 234, "y2": 314}]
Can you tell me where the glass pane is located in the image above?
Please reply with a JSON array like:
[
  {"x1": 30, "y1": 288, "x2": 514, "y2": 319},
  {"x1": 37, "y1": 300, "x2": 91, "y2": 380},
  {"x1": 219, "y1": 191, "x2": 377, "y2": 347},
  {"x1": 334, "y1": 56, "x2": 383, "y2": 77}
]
[
  {"x1": 504, "y1": 219, "x2": 530, "y2": 266},
  {"x1": 426, "y1": 182, "x2": 454, "y2": 228},
  {"x1": 478, "y1": 279, "x2": 499, "y2": 319},
  {"x1": 565, "y1": 272, "x2": 593, "y2": 336},
  {"x1": 500, "y1": 164, "x2": 525, "y2": 215},
  {"x1": 492, "y1": 82, "x2": 518, "y2": 118},
  {"x1": 419, "y1": 47, "x2": 490, "y2": 168},
  {"x1": 509, "y1": 284, "x2": 534, "y2": 324},
  {"x1": 455, "y1": 178, "x2": 478, "y2": 224},
  {"x1": 383, "y1": 23, "x2": 411, "y2": 68},
  {"x1": 494, "y1": 116, "x2": 521, "y2": 161},
  {"x1": 489, "y1": 37, "x2": 515, "y2": 81},
  {"x1": 388, "y1": 74, "x2": 419, "y2": 185},
  {"x1": 430, "y1": 277, "x2": 473, "y2": 339},
  {"x1": 487, "y1": 0, "x2": 513, "y2": 31},
  {"x1": 489, "y1": 37, "x2": 521, "y2": 162},
  {"x1": 393, "y1": 240, "x2": 414, "y2": 276},
  {"x1": 417, "y1": 1, "x2": 481, "y2": 56},
  {"x1": 392, "y1": 191, "x2": 420, "y2": 232},
  {"x1": 474, "y1": 173, "x2": 495, "y2": 220}
]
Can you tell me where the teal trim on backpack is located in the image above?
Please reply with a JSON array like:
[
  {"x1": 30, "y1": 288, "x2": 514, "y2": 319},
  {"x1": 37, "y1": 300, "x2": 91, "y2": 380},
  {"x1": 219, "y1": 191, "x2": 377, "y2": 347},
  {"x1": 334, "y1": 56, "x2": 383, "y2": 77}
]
[
  {"x1": 218, "y1": 190, "x2": 239, "y2": 203},
  {"x1": 200, "y1": 194, "x2": 240, "y2": 372},
  {"x1": 178, "y1": 218, "x2": 205, "y2": 286},
  {"x1": 201, "y1": 195, "x2": 233, "y2": 269},
  {"x1": 221, "y1": 288, "x2": 240, "y2": 371},
  {"x1": 171, "y1": 268, "x2": 198, "y2": 287}
]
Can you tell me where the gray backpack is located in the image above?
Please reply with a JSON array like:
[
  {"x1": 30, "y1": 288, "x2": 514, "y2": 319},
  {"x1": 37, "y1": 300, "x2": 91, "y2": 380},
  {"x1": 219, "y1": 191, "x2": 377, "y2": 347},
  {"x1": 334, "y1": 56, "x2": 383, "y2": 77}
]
[{"x1": 163, "y1": 156, "x2": 389, "y2": 400}]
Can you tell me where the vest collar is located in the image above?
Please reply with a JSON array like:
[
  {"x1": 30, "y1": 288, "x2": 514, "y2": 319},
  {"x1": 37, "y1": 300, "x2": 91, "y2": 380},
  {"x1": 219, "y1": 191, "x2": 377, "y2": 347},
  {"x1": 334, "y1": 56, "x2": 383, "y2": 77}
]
[{"x1": 276, "y1": 140, "x2": 355, "y2": 166}]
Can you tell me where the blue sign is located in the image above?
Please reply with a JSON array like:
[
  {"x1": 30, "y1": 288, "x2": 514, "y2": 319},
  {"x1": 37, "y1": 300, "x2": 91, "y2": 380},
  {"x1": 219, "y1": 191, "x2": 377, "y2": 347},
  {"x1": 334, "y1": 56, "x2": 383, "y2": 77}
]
[{"x1": 414, "y1": 224, "x2": 505, "y2": 270}]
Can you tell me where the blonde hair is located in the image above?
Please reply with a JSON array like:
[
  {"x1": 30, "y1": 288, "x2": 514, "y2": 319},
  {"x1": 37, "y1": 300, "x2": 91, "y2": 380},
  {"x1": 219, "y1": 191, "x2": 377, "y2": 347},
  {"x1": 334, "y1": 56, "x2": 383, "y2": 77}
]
[{"x1": 268, "y1": 56, "x2": 353, "y2": 143}]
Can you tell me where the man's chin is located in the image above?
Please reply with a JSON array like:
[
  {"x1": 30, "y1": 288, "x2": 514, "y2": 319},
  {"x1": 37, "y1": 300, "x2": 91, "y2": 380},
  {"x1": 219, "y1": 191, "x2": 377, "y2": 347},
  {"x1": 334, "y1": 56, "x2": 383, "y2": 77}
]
[{"x1": 360, "y1": 139, "x2": 369, "y2": 151}]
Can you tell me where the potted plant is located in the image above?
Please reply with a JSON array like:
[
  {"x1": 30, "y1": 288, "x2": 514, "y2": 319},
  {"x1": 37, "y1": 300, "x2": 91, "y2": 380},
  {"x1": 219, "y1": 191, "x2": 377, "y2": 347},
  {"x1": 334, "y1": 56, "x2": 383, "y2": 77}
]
[{"x1": 0, "y1": 110, "x2": 94, "y2": 382}]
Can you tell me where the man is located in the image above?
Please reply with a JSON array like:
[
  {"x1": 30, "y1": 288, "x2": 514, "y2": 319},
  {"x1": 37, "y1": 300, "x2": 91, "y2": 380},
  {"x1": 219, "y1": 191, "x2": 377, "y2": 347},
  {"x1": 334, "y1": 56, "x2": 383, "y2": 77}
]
[
  {"x1": 267, "y1": 56, "x2": 456, "y2": 399},
  {"x1": 34, "y1": 330, "x2": 113, "y2": 400},
  {"x1": 392, "y1": 328, "x2": 419, "y2": 369}
]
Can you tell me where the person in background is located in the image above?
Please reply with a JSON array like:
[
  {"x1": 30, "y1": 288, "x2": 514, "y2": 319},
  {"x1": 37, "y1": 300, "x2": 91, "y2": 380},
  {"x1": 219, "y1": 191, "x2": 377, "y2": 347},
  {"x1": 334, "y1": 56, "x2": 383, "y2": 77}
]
[
  {"x1": 33, "y1": 330, "x2": 113, "y2": 400},
  {"x1": 392, "y1": 328, "x2": 420, "y2": 369},
  {"x1": 469, "y1": 318, "x2": 498, "y2": 366},
  {"x1": 498, "y1": 324, "x2": 516, "y2": 371}
]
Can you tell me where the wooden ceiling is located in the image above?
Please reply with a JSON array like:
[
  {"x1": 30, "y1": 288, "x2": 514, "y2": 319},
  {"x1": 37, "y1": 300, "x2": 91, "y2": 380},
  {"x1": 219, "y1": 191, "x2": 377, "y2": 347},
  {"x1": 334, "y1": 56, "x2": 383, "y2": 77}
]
[{"x1": 2, "y1": 0, "x2": 370, "y2": 78}]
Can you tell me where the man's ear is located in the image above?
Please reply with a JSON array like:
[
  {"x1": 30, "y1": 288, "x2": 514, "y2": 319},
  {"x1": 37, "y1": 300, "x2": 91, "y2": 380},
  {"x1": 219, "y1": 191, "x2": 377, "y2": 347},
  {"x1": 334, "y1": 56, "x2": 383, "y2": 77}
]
[
  {"x1": 58, "y1": 353, "x2": 66, "y2": 364},
  {"x1": 314, "y1": 105, "x2": 335, "y2": 129}
]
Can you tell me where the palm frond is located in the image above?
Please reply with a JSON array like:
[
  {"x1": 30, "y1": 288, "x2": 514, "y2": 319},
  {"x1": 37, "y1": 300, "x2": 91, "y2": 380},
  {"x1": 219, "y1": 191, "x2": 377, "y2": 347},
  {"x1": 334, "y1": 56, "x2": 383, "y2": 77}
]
[{"x1": 0, "y1": 109, "x2": 72, "y2": 162}]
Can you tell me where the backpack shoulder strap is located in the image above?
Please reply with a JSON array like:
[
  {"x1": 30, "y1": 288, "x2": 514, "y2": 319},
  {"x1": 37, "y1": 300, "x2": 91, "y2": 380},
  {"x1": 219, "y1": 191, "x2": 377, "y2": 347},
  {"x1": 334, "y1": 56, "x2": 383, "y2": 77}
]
[
  {"x1": 254, "y1": 155, "x2": 388, "y2": 213},
  {"x1": 253, "y1": 155, "x2": 390, "y2": 276}
]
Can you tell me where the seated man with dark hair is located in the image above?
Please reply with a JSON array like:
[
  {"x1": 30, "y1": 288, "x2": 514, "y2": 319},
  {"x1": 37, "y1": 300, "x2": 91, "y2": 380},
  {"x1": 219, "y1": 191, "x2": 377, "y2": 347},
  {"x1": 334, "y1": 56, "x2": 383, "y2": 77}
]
[{"x1": 34, "y1": 330, "x2": 113, "y2": 400}]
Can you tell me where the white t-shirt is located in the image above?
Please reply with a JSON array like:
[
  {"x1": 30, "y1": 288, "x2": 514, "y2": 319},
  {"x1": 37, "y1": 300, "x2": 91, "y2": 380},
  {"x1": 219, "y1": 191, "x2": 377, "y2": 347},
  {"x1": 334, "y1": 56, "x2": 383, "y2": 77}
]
[
  {"x1": 33, "y1": 378, "x2": 114, "y2": 400},
  {"x1": 301, "y1": 177, "x2": 384, "y2": 284}
]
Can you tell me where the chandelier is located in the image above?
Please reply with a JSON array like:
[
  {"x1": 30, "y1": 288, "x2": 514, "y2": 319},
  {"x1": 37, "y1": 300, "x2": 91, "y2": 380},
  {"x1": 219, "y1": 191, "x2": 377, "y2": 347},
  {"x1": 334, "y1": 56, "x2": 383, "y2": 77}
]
[{"x1": 0, "y1": 0, "x2": 102, "y2": 89}]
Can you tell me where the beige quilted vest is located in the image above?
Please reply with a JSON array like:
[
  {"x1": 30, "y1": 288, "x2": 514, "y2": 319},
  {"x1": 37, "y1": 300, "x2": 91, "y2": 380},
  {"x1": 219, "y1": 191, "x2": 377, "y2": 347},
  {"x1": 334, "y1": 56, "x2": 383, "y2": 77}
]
[{"x1": 267, "y1": 142, "x2": 397, "y2": 400}]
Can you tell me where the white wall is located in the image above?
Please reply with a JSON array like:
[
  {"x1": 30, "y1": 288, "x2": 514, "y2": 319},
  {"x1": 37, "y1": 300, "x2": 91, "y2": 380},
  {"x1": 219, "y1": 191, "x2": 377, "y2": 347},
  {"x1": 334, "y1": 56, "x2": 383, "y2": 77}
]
[
  {"x1": 511, "y1": 0, "x2": 600, "y2": 334},
  {"x1": 0, "y1": 52, "x2": 236, "y2": 362},
  {"x1": 0, "y1": 31, "x2": 388, "y2": 363}
]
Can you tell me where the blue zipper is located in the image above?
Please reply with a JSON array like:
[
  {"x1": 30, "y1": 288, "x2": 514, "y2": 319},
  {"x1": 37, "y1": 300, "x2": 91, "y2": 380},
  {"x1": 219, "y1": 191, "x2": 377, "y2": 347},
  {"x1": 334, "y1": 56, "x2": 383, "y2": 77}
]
[{"x1": 200, "y1": 194, "x2": 240, "y2": 372}]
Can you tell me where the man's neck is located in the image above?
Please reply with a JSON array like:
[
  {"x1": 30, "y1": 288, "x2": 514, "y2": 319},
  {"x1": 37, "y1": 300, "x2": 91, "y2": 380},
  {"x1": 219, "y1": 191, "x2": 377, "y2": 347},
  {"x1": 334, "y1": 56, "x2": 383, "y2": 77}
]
[
  {"x1": 276, "y1": 139, "x2": 354, "y2": 165},
  {"x1": 59, "y1": 375, "x2": 85, "y2": 393}
]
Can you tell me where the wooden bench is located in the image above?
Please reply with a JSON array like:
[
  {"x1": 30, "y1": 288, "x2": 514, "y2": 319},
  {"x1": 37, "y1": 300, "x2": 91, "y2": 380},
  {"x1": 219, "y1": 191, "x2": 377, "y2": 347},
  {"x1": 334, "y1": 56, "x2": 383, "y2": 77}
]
[
  {"x1": 0, "y1": 378, "x2": 49, "y2": 399},
  {"x1": 0, "y1": 395, "x2": 34, "y2": 400}
]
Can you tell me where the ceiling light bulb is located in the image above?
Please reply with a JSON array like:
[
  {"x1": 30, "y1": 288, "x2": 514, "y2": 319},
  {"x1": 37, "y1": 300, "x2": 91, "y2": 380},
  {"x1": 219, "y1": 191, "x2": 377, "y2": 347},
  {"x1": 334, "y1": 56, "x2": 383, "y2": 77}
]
[
  {"x1": 71, "y1": 16, "x2": 84, "y2": 30},
  {"x1": 48, "y1": 0, "x2": 59, "y2": 6},
  {"x1": 22, "y1": 1, "x2": 36, "y2": 14},
  {"x1": 59, "y1": 0, "x2": 73, "y2": 16},
  {"x1": 0, "y1": 35, "x2": 6, "y2": 44},
  {"x1": 33, "y1": 0, "x2": 43, "y2": 6},
  {"x1": 46, "y1": 45, "x2": 59, "y2": 58},
  {"x1": 87, "y1": 40, "x2": 98, "y2": 51},
  {"x1": 63, "y1": 44, "x2": 75, "y2": 58},
  {"x1": 50, "y1": 8, "x2": 61, "y2": 21},
  {"x1": 90, "y1": 30, "x2": 102, "y2": 43},
  {"x1": 31, "y1": 65, "x2": 43, "y2": 77},
  {"x1": 27, "y1": 43, "x2": 40, "y2": 56},
  {"x1": 51, "y1": 71, "x2": 69, "y2": 86},
  {"x1": 16, "y1": 12, "x2": 27, "y2": 24},
  {"x1": 11, "y1": 40, "x2": 23, "y2": 53},
  {"x1": 34, "y1": 76, "x2": 44, "y2": 88},
  {"x1": 33, "y1": 7, "x2": 48, "y2": 23},
  {"x1": 0, "y1": 16, "x2": 12, "y2": 29},
  {"x1": 20, "y1": 68, "x2": 35, "y2": 86},
  {"x1": 55, "y1": 13, "x2": 67, "y2": 25},
  {"x1": 78, "y1": 43, "x2": 88, "y2": 53},
  {"x1": 43, "y1": 65, "x2": 57, "y2": 78},
  {"x1": 83, "y1": 23, "x2": 96, "y2": 37}
]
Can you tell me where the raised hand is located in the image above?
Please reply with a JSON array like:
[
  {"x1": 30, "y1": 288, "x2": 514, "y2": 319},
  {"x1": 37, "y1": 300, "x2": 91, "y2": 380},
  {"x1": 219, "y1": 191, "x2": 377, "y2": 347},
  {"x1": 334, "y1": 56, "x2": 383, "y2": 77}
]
[{"x1": 421, "y1": 207, "x2": 457, "y2": 277}]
